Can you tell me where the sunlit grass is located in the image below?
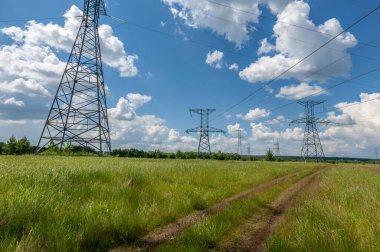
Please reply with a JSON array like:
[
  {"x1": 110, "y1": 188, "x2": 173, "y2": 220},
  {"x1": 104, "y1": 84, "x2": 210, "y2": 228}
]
[
  {"x1": 267, "y1": 165, "x2": 380, "y2": 252},
  {"x1": 0, "y1": 156, "x2": 313, "y2": 251},
  {"x1": 157, "y1": 169, "x2": 316, "y2": 251}
]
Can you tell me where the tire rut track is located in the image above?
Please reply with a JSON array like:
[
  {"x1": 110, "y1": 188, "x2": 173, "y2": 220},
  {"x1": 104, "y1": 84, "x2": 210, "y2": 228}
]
[
  {"x1": 110, "y1": 171, "x2": 304, "y2": 252},
  {"x1": 216, "y1": 169, "x2": 323, "y2": 252}
]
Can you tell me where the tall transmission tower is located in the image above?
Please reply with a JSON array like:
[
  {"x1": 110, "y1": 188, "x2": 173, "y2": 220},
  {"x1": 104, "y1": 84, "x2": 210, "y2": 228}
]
[
  {"x1": 237, "y1": 128, "x2": 242, "y2": 155},
  {"x1": 290, "y1": 101, "x2": 330, "y2": 161},
  {"x1": 375, "y1": 147, "x2": 379, "y2": 163},
  {"x1": 273, "y1": 138, "x2": 281, "y2": 157},
  {"x1": 186, "y1": 109, "x2": 225, "y2": 154},
  {"x1": 37, "y1": 0, "x2": 111, "y2": 154}
]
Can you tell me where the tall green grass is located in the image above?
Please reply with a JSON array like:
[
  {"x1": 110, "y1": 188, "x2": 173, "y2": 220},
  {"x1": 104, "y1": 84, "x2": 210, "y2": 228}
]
[
  {"x1": 0, "y1": 156, "x2": 312, "y2": 251},
  {"x1": 267, "y1": 166, "x2": 380, "y2": 252},
  {"x1": 157, "y1": 169, "x2": 315, "y2": 252}
]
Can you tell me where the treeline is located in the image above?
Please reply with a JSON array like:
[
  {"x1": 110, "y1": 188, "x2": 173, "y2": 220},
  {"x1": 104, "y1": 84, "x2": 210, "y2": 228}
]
[
  {"x1": 0, "y1": 135, "x2": 275, "y2": 162},
  {"x1": 0, "y1": 135, "x2": 265, "y2": 161},
  {"x1": 0, "y1": 135, "x2": 32, "y2": 155},
  {"x1": 0, "y1": 136, "x2": 98, "y2": 156},
  {"x1": 40, "y1": 140, "x2": 98, "y2": 156},
  {"x1": 111, "y1": 149, "x2": 244, "y2": 160}
]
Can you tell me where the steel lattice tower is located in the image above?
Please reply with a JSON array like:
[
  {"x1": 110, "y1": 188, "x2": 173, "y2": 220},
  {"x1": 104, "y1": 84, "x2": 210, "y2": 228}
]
[
  {"x1": 186, "y1": 109, "x2": 225, "y2": 154},
  {"x1": 237, "y1": 128, "x2": 242, "y2": 155},
  {"x1": 273, "y1": 138, "x2": 281, "y2": 157},
  {"x1": 291, "y1": 101, "x2": 330, "y2": 161},
  {"x1": 37, "y1": 0, "x2": 111, "y2": 154}
]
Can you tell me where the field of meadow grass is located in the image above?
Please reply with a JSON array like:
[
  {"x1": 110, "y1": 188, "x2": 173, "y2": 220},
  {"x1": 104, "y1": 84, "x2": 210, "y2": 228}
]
[
  {"x1": 156, "y1": 169, "x2": 316, "y2": 252},
  {"x1": 267, "y1": 165, "x2": 380, "y2": 252},
  {"x1": 0, "y1": 155, "x2": 316, "y2": 251}
]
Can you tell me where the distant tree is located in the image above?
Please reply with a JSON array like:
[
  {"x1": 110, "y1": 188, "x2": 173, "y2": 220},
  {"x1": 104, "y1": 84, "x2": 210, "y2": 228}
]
[
  {"x1": 47, "y1": 139, "x2": 60, "y2": 153},
  {"x1": 63, "y1": 141, "x2": 74, "y2": 153},
  {"x1": 3, "y1": 135, "x2": 17, "y2": 155},
  {"x1": 0, "y1": 142, "x2": 4, "y2": 154},
  {"x1": 16, "y1": 136, "x2": 32, "y2": 154},
  {"x1": 185, "y1": 152, "x2": 198, "y2": 159},
  {"x1": 265, "y1": 150, "x2": 276, "y2": 162},
  {"x1": 175, "y1": 150, "x2": 184, "y2": 159}
]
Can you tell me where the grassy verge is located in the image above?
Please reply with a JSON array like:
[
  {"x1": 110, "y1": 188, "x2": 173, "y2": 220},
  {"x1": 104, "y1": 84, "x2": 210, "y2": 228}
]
[
  {"x1": 0, "y1": 156, "x2": 316, "y2": 251},
  {"x1": 267, "y1": 165, "x2": 380, "y2": 252},
  {"x1": 156, "y1": 168, "x2": 316, "y2": 251}
]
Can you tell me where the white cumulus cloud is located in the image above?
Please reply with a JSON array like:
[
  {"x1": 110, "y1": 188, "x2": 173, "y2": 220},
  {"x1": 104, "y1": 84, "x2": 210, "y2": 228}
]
[
  {"x1": 206, "y1": 50, "x2": 224, "y2": 69},
  {"x1": 2, "y1": 6, "x2": 138, "y2": 77},
  {"x1": 276, "y1": 82, "x2": 328, "y2": 100},
  {"x1": 162, "y1": 0, "x2": 295, "y2": 47},
  {"x1": 322, "y1": 93, "x2": 380, "y2": 153},
  {"x1": 257, "y1": 38, "x2": 275, "y2": 55},
  {"x1": 108, "y1": 93, "x2": 152, "y2": 121},
  {"x1": 0, "y1": 5, "x2": 138, "y2": 121},
  {"x1": 239, "y1": 1, "x2": 357, "y2": 83},
  {"x1": 243, "y1": 108, "x2": 271, "y2": 121},
  {"x1": 229, "y1": 63, "x2": 239, "y2": 71}
]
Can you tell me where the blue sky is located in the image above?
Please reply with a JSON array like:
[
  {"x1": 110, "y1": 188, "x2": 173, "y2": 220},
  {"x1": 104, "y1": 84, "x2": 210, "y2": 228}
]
[{"x1": 0, "y1": 0, "x2": 380, "y2": 158}]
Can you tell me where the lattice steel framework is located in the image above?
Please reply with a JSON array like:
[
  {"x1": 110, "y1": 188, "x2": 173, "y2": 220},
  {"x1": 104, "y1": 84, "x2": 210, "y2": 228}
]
[
  {"x1": 237, "y1": 128, "x2": 242, "y2": 155},
  {"x1": 186, "y1": 109, "x2": 225, "y2": 154},
  {"x1": 273, "y1": 138, "x2": 280, "y2": 157},
  {"x1": 37, "y1": 0, "x2": 111, "y2": 154},
  {"x1": 291, "y1": 101, "x2": 330, "y2": 161}
]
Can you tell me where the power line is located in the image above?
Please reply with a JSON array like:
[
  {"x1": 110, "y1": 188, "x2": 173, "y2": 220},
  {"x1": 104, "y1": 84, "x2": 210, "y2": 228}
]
[
  {"x1": 4, "y1": 12, "x2": 378, "y2": 81},
  {"x1": 107, "y1": 14, "x2": 380, "y2": 108},
  {"x1": 107, "y1": 15, "x2": 260, "y2": 59},
  {"x1": 185, "y1": 10, "x2": 380, "y2": 63},
  {"x1": 0, "y1": 17, "x2": 64, "y2": 23},
  {"x1": 290, "y1": 101, "x2": 330, "y2": 161},
  {"x1": 107, "y1": 11, "x2": 380, "y2": 129},
  {"x1": 210, "y1": 3, "x2": 380, "y2": 122},
  {"x1": 0, "y1": 16, "x2": 82, "y2": 23},
  {"x1": 186, "y1": 109, "x2": 225, "y2": 155},
  {"x1": 202, "y1": 0, "x2": 380, "y2": 50},
  {"x1": 314, "y1": 96, "x2": 380, "y2": 117},
  {"x1": 267, "y1": 67, "x2": 380, "y2": 115},
  {"x1": 210, "y1": 34, "x2": 380, "y2": 126},
  {"x1": 107, "y1": 13, "x2": 380, "y2": 71},
  {"x1": 213, "y1": 66, "x2": 380, "y2": 129}
]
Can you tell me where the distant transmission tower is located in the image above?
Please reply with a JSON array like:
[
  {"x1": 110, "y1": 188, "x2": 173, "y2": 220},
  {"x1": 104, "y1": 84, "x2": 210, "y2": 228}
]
[
  {"x1": 237, "y1": 128, "x2": 242, "y2": 155},
  {"x1": 247, "y1": 143, "x2": 251, "y2": 156},
  {"x1": 37, "y1": 0, "x2": 111, "y2": 154},
  {"x1": 291, "y1": 101, "x2": 330, "y2": 161},
  {"x1": 186, "y1": 109, "x2": 225, "y2": 154},
  {"x1": 273, "y1": 138, "x2": 281, "y2": 157}
]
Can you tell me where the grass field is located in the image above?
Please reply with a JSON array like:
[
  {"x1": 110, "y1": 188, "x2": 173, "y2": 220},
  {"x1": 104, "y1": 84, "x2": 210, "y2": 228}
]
[
  {"x1": 0, "y1": 156, "x2": 315, "y2": 251},
  {"x1": 267, "y1": 165, "x2": 380, "y2": 252},
  {"x1": 0, "y1": 156, "x2": 378, "y2": 251}
]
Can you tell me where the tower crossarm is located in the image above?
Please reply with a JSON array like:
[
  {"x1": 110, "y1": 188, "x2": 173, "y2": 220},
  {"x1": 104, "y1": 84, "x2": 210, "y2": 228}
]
[
  {"x1": 207, "y1": 127, "x2": 226, "y2": 133},
  {"x1": 186, "y1": 108, "x2": 223, "y2": 154},
  {"x1": 289, "y1": 119, "x2": 307, "y2": 125},
  {"x1": 290, "y1": 118, "x2": 330, "y2": 125},
  {"x1": 189, "y1": 109, "x2": 215, "y2": 117},
  {"x1": 186, "y1": 127, "x2": 202, "y2": 133},
  {"x1": 290, "y1": 100, "x2": 328, "y2": 161}
]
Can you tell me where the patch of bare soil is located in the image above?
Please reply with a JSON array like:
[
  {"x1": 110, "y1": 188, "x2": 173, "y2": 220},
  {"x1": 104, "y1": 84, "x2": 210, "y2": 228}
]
[
  {"x1": 110, "y1": 172, "x2": 301, "y2": 252},
  {"x1": 215, "y1": 170, "x2": 323, "y2": 252},
  {"x1": 363, "y1": 166, "x2": 380, "y2": 174}
]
